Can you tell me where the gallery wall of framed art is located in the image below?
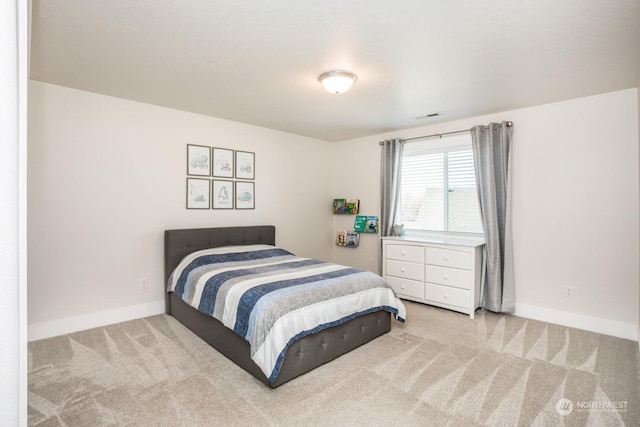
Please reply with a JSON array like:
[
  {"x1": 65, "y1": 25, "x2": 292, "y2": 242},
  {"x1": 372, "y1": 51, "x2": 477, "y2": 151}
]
[{"x1": 186, "y1": 144, "x2": 255, "y2": 210}]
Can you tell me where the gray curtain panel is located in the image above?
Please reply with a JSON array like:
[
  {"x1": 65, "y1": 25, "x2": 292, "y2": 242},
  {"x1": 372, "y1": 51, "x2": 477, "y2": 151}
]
[
  {"x1": 470, "y1": 122, "x2": 515, "y2": 313},
  {"x1": 380, "y1": 139, "x2": 403, "y2": 237}
]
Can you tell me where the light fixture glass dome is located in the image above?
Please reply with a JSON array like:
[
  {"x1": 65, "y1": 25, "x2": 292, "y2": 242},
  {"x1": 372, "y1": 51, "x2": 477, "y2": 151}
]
[{"x1": 318, "y1": 70, "x2": 357, "y2": 94}]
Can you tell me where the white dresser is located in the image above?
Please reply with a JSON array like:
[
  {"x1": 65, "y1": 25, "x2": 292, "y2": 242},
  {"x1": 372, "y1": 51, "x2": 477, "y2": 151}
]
[{"x1": 382, "y1": 235, "x2": 484, "y2": 318}]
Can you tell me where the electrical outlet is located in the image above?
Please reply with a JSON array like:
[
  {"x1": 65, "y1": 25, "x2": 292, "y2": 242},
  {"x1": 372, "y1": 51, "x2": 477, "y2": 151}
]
[
  {"x1": 141, "y1": 277, "x2": 149, "y2": 290},
  {"x1": 564, "y1": 286, "x2": 574, "y2": 298},
  {"x1": 369, "y1": 257, "x2": 375, "y2": 266}
]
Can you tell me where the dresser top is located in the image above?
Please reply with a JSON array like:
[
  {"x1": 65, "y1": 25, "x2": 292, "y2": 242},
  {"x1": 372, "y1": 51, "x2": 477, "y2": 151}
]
[{"x1": 382, "y1": 234, "x2": 485, "y2": 247}]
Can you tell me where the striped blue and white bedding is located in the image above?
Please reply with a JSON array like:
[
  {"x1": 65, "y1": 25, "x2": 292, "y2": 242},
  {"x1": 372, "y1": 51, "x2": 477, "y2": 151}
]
[{"x1": 168, "y1": 244, "x2": 406, "y2": 384}]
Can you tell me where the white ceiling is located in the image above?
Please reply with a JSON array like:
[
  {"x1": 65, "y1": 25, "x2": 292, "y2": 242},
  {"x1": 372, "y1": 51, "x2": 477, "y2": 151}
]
[{"x1": 30, "y1": 0, "x2": 640, "y2": 142}]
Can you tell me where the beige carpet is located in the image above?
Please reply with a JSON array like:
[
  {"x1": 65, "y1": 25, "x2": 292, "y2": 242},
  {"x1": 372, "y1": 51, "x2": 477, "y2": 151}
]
[{"x1": 28, "y1": 301, "x2": 639, "y2": 426}]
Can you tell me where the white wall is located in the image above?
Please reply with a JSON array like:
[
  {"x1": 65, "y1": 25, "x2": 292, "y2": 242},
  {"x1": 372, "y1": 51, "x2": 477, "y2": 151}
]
[
  {"x1": 333, "y1": 88, "x2": 640, "y2": 340},
  {"x1": 27, "y1": 81, "x2": 334, "y2": 339},
  {"x1": 28, "y1": 82, "x2": 640, "y2": 341},
  {"x1": 331, "y1": 138, "x2": 383, "y2": 272},
  {"x1": 1, "y1": 0, "x2": 28, "y2": 424}
]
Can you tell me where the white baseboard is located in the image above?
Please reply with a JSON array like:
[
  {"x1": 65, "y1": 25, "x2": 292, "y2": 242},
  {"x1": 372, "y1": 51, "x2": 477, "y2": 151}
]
[
  {"x1": 515, "y1": 303, "x2": 638, "y2": 341},
  {"x1": 28, "y1": 300, "x2": 166, "y2": 342},
  {"x1": 26, "y1": 300, "x2": 640, "y2": 342}
]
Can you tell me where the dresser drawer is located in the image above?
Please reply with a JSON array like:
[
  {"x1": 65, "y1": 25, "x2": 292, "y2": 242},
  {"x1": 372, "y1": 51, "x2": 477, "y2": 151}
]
[
  {"x1": 386, "y1": 244, "x2": 424, "y2": 263},
  {"x1": 387, "y1": 276, "x2": 424, "y2": 299},
  {"x1": 425, "y1": 247, "x2": 470, "y2": 269},
  {"x1": 386, "y1": 259, "x2": 424, "y2": 281},
  {"x1": 426, "y1": 265, "x2": 471, "y2": 290},
  {"x1": 424, "y1": 283, "x2": 470, "y2": 308}
]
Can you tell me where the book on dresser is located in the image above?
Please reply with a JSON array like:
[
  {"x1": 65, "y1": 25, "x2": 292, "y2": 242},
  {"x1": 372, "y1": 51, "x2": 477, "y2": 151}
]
[{"x1": 381, "y1": 235, "x2": 485, "y2": 318}]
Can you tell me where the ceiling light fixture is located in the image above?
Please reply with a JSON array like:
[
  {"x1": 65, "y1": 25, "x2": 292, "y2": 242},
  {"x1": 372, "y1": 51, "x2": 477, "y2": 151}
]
[{"x1": 318, "y1": 70, "x2": 357, "y2": 94}]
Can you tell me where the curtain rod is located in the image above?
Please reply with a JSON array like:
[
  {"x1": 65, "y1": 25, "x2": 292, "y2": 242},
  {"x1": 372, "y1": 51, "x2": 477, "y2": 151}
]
[{"x1": 379, "y1": 121, "x2": 512, "y2": 145}]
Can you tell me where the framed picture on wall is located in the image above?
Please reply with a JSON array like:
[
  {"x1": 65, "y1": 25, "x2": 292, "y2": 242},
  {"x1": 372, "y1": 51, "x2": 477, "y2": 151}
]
[
  {"x1": 235, "y1": 150, "x2": 255, "y2": 180},
  {"x1": 212, "y1": 147, "x2": 234, "y2": 178},
  {"x1": 187, "y1": 144, "x2": 211, "y2": 176},
  {"x1": 186, "y1": 178, "x2": 210, "y2": 209},
  {"x1": 235, "y1": 181, "x2": 255, "y2": 209},
  {"x1": 212, "y1": 180, "x2": 234, "y2": 209}
]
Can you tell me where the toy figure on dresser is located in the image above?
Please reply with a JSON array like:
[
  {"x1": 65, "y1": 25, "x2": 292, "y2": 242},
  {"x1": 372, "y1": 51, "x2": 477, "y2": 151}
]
[{"x1": 393, "y1": 224, "x2": 405, "y2": 236}]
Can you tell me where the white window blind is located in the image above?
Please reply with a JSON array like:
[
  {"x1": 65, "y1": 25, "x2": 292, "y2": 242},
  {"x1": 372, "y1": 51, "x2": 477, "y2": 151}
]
[{"x1": 399, "y1": 134, "x2": 483, "y2": 233}]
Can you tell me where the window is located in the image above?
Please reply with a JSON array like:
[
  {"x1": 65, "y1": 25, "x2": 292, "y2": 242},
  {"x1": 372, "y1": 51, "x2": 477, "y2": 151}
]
[{"x1": 399, "y1": 134, "x2": 483, "y2": 233}]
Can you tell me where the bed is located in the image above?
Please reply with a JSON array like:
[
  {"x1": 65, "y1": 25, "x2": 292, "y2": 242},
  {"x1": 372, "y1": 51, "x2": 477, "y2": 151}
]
[{"x1": 164, "y1": 225, "x2": 405, "y2": 388}]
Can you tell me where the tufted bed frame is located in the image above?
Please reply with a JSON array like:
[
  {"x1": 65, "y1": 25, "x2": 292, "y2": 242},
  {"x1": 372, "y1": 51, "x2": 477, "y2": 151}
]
[{"x1": 164, "y1": 225, "x2": 391, "y2": 388}]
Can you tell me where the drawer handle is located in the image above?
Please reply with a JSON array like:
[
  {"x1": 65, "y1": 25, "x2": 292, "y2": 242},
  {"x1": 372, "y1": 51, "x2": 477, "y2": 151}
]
[
  {"x1": 444, "y1": 293, "x2": 449, "y2": 299},
  {"x1": 401, "y1": 268, "x2": 406, "y2": 273},
  {"x1": 401, "y1": 251, "x2": 406, "y2": 256},
  {"x1": 444, "y1": 256, "x2": 449, "y2": 261},
  {"x1": 401, "y1": 285, "x2": 406, "y2": 290},
  {"x1": 444, "y1": 275, "x2": 449, "y2": 280}
]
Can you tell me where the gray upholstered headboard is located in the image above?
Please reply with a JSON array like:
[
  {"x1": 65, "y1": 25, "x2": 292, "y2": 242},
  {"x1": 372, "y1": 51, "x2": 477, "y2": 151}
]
[{"x1": 164, "y1": 225, "x2": 276, "y2": 314}]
